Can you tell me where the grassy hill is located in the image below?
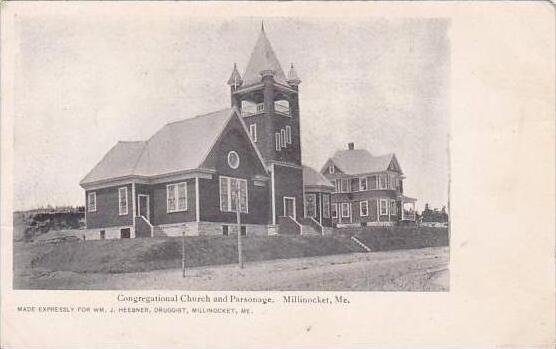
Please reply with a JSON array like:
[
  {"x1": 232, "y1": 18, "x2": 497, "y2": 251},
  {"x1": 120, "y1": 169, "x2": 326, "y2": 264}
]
[
  {"x1": 15, "y1": 235, "x2": 363, "y2": 275},
  {"x1": 339, "y1": 226, "x2": 449, "y2": 252}
]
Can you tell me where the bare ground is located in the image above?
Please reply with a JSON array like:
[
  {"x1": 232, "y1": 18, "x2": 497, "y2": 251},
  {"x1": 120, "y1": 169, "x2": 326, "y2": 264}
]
[{"x1": 18, "y1": 246, "x2": 449, "y2": 291}]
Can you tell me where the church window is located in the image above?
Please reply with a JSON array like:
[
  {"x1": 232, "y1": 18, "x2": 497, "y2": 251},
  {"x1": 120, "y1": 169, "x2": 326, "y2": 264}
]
[
  {"x1": 118, "y1": 187, "x2": 128, "y2": 216},
  {"x1": 274, "y1": 100, "x2": 290, "y2": 116},
  {"x1": 87, "y1": 192, "x2": 96, "y2": 212},
  {"x1": 167, "y1": 182, "x2": 187, "y2": 213},
  {"x1": 227, "y1": 151, "x2": 240, "y2": 169},
  {"x1": 285, "y1": 125, "x2": 292, "y2": 144},
  {"x1": 219, "y1": 176, "x2": 248, "y2": 213},
  {"x1": 249, "y1": 124, "x2": 257, "y2": 142},
  {"x1": 275, "y1": 133, "x2": 281, "y2": 151},
  {"x1": 281, "y1": 129, "x2": 286, "y2": 148}
]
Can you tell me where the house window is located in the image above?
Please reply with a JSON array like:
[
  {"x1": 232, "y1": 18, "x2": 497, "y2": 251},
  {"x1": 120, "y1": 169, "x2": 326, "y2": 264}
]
[
  {"x1": 334, "y1": 179, "x2": 340, "y2": 193},
  {"x1": 167, "y1": 182, "x2": 187, "y2": 213},
  {"x1": 329, "y1": 165, "x2": 335, "y2": 174},
  {"x1": 275, "y1": 133, "x2": 281, "y2": 151},
  {"x1": 249, "y1": 124, "x2": 257, "y2": 142},
  {"x1": 285, "y1": 125, "x2": 292, "y2": 144},
  {"x1": 331, "y1": 203, "x2": 338, "y2": 218},
  {"x1": 380, "y1": 199, "x2": 388, "y2": 215},
  {"x1": 222, "y1": 225, "x2": 229, "y2": 236},
  {"x1": 370, "y1": 175, "x2": 377, "y2": 190},
  {"x1": 379, "y1": 175, "x2": 387, "y2": 189},
  {"x1": 87, "y1": 192, "x2": 96, "y2": 212},
  {"x1": 359, "y1": 177, "x2": 368, "y2": 191},
  {"x1": 280, "y1": 129, "x2": 286, "y2": 148},
  {"x1": 390, "y1": 200, "x2": 397, "y2": 215},
  {"x1": 118, "y1": 187, "x2": 128, "y2": 215},
  {"x1": 341, "y1": 203, "x2": 350, "y2": 218},
  {"x1": 360, "y1": 201, "x2": 369, "y2": 216},
  {"x1": 322, "y1": 194, "x2": 330, "y2": 218},
  {"x1": 351, "y1": 178, "x2": 359, "y2": 192},
  {"x1": 304, "y1": 194, "x2": 317, "y2": 218},
  {"x1": 227, "y1": 151, "x2": 240, "y2": 169},
  {"x1": 340, "y1": 178, "x2": 349, "y2": 193},
  {"x1": 219, "y1": 176, "x2": 248, "y2": 213}
]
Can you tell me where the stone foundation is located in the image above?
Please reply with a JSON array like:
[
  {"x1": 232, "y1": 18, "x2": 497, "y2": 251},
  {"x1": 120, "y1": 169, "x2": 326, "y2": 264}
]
[
  {"x1": 155, "y1": 221, "x2": 269, "y2": 237},
  {"x1": 82, "y1": 225, "x2": 135, "y2": 240}
]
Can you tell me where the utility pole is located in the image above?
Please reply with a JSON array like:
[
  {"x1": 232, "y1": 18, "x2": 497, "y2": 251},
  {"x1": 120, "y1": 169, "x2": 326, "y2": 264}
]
[
  {"x1": 236, "y1": 181, "x2": 243, "y2": 269},
  {"x1": 182, "y1": 230, "x2": 186, "y2": 278}
]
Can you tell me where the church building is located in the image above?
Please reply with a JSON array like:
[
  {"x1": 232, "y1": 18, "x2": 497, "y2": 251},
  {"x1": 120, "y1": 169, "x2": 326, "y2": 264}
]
[{"x1": 79, "y1": 24, "x2": 415, "y2": 239}]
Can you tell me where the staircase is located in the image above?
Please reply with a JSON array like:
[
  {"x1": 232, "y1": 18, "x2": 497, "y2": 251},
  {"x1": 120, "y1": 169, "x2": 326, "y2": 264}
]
[
  {"x1": 277, "y1": 216, "x2": 301, "y2": 235},
  {"x1": 135, "y1": 216, "x2": 153, "y2": 238},
  {"x1": 351, "y1": 236, "x2": 372, "y2": 252},
  {"x1": 298, "y1": 217, "x2": 322, "y2": 235}
]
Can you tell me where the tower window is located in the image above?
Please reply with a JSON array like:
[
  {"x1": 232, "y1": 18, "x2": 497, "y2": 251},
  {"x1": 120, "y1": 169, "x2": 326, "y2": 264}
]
[
  {"x1": 249, "y1": 124, "x2": 257, "y2": 142},
  {"x1": 275, "y1": 133, "x2": 281, "y2": 151},
  {"x1": 274, "y1": 100, "x2": 290, "y2": 116},
  {"x1": 285, "y1": 125, "x2": 292, "y2": 144},
  {"x1": 280, "y1": 129, "x2": 286, "y2": 148}
]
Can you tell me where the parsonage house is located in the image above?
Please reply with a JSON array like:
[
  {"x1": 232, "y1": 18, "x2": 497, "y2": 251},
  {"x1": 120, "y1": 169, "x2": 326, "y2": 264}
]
[{"x1": 79, "y1": 25, "x2": 417, "y2": 240}]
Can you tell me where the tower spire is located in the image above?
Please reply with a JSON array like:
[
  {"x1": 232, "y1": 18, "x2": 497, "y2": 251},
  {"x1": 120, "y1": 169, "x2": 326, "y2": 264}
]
[{"x1": 227, "y1": 63, "x2": 243, "y2": 88}]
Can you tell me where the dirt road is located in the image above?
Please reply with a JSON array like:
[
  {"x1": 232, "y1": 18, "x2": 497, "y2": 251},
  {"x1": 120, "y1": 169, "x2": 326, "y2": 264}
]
[{"x1": 19, "y1": 247, "x2": 449, "y2": 291}]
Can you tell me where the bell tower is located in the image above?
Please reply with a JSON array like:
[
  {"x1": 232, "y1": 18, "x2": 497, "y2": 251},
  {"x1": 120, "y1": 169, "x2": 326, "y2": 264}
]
[
  {"x1": 227, "y1": 24, "x2": 302, "y2": 167},
  {"x1": 227, "y1": 24, "x2": 305, "y2": 229}
]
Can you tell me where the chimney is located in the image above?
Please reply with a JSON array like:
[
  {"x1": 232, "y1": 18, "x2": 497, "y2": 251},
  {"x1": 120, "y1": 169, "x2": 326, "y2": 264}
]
[{"x1": 348, "y1": 142, "x2": 354, "y2": 150}]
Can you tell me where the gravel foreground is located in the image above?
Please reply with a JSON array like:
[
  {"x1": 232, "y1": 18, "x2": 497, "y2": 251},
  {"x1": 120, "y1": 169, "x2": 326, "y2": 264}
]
[{"x1": 18, "y1": 246, "x2": 449, "y2": 291}]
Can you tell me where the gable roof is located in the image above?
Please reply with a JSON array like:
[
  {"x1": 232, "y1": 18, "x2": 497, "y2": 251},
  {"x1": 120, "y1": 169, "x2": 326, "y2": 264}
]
[
  {"x1": 80, "y1": 108, "x2": 264, "y2": 186},
  {"x1": 303, "y1": 165, "x2": 334, "y2": 189},
  {"x1": 323, "y1": 149, "x2": 402, "y2": 175},
  {"x1": 242, "y1": 27, "x2": 287, "y2": 87},
  {"x1": 80, "y1": 141, "x2": 146, "y2": 185}
]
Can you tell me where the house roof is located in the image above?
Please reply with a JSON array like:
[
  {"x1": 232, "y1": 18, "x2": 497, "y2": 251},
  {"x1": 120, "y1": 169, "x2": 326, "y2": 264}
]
[
  {"x1": 303, "y1": 165, "x2": 334, "y2": 189},
  {"x1": 80, "y1": 108, "x2": 240, "y2": 186},
  {"x1": 242, "y1": 26, "x2": 287, "y2": 86},
  {"x1": 325, "y1": 149, "x2": 401, "y2": 175}
]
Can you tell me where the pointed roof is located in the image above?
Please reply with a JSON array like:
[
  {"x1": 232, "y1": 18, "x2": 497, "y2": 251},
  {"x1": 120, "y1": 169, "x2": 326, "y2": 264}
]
[
  {"x1": 323, "y1": 149, "x2": 403, "y2": 175},
  {"x1": 227, "y1": 63, "x2": 243, "y2": 87},
  {"x1": 80, "y1": 109, "x2": 247, "y2": 186},
  {"x1": 242, "y1": 25, "x2": 287, "y2": 86},
  {"x1": 287, "y1": 63, "x2": 301, "y2": 85}
]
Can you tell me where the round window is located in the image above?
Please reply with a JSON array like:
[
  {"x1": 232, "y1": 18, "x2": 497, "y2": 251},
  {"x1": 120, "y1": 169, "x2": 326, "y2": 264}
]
[{"x1": 227, "y1": 151, "x2": 240, "y2": 169}]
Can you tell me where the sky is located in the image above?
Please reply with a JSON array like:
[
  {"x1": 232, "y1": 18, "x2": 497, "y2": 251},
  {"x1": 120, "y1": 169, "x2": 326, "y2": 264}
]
[{"x1": 11, "y1": 11, "x2": 450, "y2": 212}]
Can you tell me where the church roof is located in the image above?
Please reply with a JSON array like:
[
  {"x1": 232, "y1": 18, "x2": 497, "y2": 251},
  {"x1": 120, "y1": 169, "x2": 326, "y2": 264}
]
[
  {"x1": 325, "y1": 149, "x2": 402, "y2": 175},
  {"x1": 242, "y1": 25, "x2": 287, "y2": 86},
  {"x1": 80, "y1": 109, "x2": 238, "y2": 186},
  {"x1": 303, "y1": 165, "x2": 334, "y2": 189}
]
